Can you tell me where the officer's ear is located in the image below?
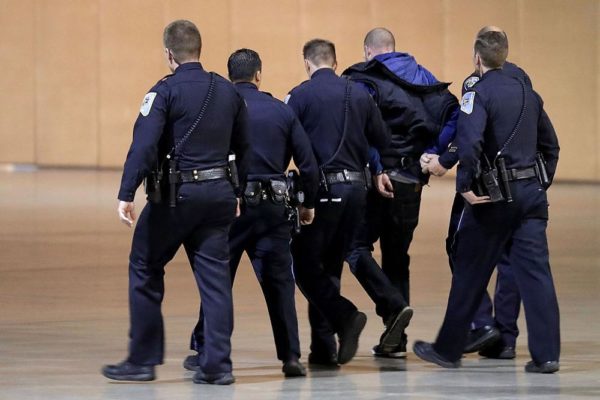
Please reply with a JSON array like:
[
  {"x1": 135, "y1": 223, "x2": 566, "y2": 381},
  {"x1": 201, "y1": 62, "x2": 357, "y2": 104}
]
[
  {"x1": 254, "y1": 70, "x2": 262, "y2": 87},
  {"x1": 304, "y1": 59, "x2": 312, "y2": 77},
  {"x1": 332, "y1": 61, "x2": 338, "y2": 71}
]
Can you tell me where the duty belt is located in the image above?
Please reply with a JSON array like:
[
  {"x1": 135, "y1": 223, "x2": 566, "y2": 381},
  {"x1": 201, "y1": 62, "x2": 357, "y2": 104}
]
[
  {"x1": 324, "y1": 170, "x2": 365, "y2": 185},
  {"x1": 176, "y1": 167, "x2": 228, "y2": 183},
  {"x1": 505, "y1": 166, "x2": 537, "y2": 181}
]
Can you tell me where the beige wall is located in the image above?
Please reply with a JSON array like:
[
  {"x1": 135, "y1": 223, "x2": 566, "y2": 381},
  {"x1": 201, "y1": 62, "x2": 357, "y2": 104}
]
[{"x1": 0, "y1": 0, "x2": 598, "y2": 180}]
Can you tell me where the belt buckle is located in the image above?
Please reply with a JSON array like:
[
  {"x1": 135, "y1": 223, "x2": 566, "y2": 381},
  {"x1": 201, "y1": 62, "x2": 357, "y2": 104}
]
[{"x1": 342, "y1": 169, "x2": 350, "y2": 181}]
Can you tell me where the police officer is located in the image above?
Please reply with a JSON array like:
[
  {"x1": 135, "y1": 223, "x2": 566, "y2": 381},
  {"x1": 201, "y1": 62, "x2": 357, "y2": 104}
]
[
  {"x1": 285, "y1": 39, "x2": 391, "y2": 365},
  {"x1": 343, "y1": 27, "x2": 459, "y2": 357},
  {"x1": 183, "y1": 49, "x2": 319, "y2": 377},
  {"x1": 422, "y1": 26, "x2": 559, "y2": 360},
  {"x1": 413, "y1": 30, "x2": 561, "y2": 373},
  {"x1": 101, "y1": 20, "x2": 248, "y2": 384}
]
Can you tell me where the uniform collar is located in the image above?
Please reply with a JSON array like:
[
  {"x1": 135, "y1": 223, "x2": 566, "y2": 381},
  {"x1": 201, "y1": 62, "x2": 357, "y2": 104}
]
[
  {"x1": 174, "y1": 61, "x2": 204, "y2": 73},
  {"x1": 235, "y1": 82, "x2": 259, "y2": 90},
  {"x1": 311, "y1": 68, "x2": 337, "y2": 79}
]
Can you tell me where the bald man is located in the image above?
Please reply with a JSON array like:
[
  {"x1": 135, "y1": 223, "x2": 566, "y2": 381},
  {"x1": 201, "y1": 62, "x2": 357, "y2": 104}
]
[{"x1": 343, "y1": 28, "x2": 459, "y2": 358}]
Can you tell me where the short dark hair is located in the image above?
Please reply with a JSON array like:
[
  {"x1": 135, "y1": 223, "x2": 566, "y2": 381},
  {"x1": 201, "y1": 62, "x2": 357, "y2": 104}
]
[
  {"x1": 474, "y1": 31, "x2": 508, "y2": 69},
  {"x1": 303, "y1": 39, "x2": 336, "y2": 66},
  {"x1": 227, "y1": 49, "x2": 262, "y2": 82},
  {"x1": 163, "y1": 20, "x2": 202, "y2": 62}
]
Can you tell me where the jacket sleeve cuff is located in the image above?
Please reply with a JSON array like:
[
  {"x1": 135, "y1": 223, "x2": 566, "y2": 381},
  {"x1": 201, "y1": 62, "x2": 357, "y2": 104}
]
[{"x1": 118, "y1": 188, "x2": 136, "y2": 202}]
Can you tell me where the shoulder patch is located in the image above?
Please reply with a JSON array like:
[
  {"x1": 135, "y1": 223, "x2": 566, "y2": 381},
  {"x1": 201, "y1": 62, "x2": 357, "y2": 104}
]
[
  {"x1": 283, "y1": 94, "x2": 291, "y2": 104},
  {"x1": 463, "y1": 76, "x2": 479, "y2": 91},
  {"x1": 460, "y1": 91, "x2": 476, "y2": 115},
  {"x1": 140, "y1": 92, "x2": 157, "y2": 117}
]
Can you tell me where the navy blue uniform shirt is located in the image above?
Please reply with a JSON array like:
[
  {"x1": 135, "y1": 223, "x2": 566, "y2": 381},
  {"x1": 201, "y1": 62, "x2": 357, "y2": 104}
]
[
  {"x1": 235, "y1": 82, "x2": 319, "y2": 208},
  {"x1": 286, "y1": 68, "x2": 390, "y2": 172},
  {"x1": 455, "y1": 68, "x2": 559, "y2": 193},
  {"x1": 440, "y1": 61, "x2": 559, "y2": 179},
  {"x1": 118, "y1": 62, "x2": 249, "y2": 201}
]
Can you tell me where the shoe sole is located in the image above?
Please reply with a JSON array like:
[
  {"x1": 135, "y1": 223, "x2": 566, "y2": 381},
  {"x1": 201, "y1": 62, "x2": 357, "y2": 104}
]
[
  {"x1": 102, "y1": 372, "x2": 155, "y2": 381},
  {"x1": 413, "y1": 342, "x2": 460, "y2": 369},
  {"x1": 379, "y1": 307, "x2": 413, "y2": 353},
  {"x1": 372, "y1": 349, "x2": 407, "y2": 359},
  {"x1": 193, "y1": 376, "x2": 236, "y2": 385},
  {"x1": 463, "y1": 329, "x2": 501, "y2": 353},
  {"x1": 337, "y1": 312, "x2": 367, "y2": 364}
]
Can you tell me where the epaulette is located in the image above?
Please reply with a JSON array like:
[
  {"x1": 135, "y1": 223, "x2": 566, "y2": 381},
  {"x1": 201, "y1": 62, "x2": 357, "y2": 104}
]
[
  {"x1": 463, "y1": 75, "x2": 480, "y2": 91},
  {"x1": 157, "y1": 74, "x2": 173, "y2": 84}
]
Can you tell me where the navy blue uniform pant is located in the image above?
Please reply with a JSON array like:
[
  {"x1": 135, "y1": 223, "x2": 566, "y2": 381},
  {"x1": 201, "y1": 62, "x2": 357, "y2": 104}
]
[
  {"x1": 447, "y1": 193, "x2": 521, "y2": 347},
  {"x1": 434, "y1": 179, "x2": 560, "y2": 363},
  {"x1": 190, "y1": 198, "x2": 301, "y2": 362},
  {"x1": 127, "y1": 180, "x2": 236, "y2": 374},
  {"x1": 291, "y1": 182, "x2": 362, "y2": 356}
]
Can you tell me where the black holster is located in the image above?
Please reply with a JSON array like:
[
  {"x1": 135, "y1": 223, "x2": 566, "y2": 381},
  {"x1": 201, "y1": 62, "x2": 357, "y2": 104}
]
[
  {"x1": 145, "y1": 169, "x2": 164, "y2": 204},
  {"x1": 243, "y1": 181, "x2": 263, "y2": 207}
]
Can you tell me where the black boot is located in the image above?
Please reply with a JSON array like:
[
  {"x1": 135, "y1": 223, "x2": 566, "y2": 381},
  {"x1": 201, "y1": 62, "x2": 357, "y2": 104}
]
[{"x1": 101, "y1": 360, "x2": 155, "y2": 381}]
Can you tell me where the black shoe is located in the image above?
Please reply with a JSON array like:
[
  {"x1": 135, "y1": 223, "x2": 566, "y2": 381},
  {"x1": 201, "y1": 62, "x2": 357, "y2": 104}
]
[
  {"x1": 378, "y1": 307, "x2": 413, "y2": 353},
  {"x1": 337, "y1": 311, "x2": 367, "y2": 364},
  {"x1": 193, "y1": 371, "x2": 235, "y2": 385},
  {"x1": 463, "y1": 325, "x2": 501, "y2": 353},
  {"x1": 101, "y1": 360, "x2": 155, "y2": 381},
  {"x1": 413, "y1": 340, "x2": 460, "y2": 369},
  {"x1": 525, "y1": 360, "x2": 559, "y2": 374},
  {"x1": 479, "y1": 345, "x2": 516, "y2": 359},
  {"x1": 307, "y1": 352, "x2": 339, "y2": 367},
  {"x1": 183, "y1": 353, "x2": 201, "y2": 372},
  {"x1": 282, "y1": 359, "x2": 307, "y2": 377},
  {"x1": 372, "y1": 342, "x2": 407, "y2": 359}
]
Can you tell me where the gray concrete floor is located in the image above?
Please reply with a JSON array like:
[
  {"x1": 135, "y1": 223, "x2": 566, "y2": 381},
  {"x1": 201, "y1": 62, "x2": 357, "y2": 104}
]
[{"x1": 0, "y1": 170, "x2": 598, "y2": 399}]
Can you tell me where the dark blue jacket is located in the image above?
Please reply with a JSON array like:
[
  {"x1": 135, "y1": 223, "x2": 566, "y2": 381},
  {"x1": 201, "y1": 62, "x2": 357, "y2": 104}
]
[
  {"x1": 455, "y1": 68, "x2": 560, "y2": 193},
  {"x1": 235, "y1": 82, "x2": 319, "y2": 208},
  {"x1": 118, "y1": 62, "x2": 249, "y2": 201},
  {"x1": 286, "y1": 68, "x2": 390, "y2": 173},
  {"x1": 343, "y1": 52, "x2": 458, "y2": 183}
]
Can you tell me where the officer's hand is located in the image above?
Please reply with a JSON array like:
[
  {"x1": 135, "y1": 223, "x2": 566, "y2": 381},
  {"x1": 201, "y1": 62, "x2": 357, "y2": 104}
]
[
  {"x1": 298, "y1": 206, "x2": 315, "y2": 225},
  {"x1": 420, "y1": 153, "x2": 433, "y2": 171},
  {"x1": 235, "y1": 198, "x2": 241, "y2": 217},
  {"x1": 375, "y1": 173, "x2": 394, "y2": 199},
  {"x1": 426, "y1": 155, "x2": 448, "y2": 177},
  {"x1": 118, "y1": 201, "x2": 136, "y2": 227},
  {"x1": 461, "y1": 191, "x2": 491, "y2": 205}
]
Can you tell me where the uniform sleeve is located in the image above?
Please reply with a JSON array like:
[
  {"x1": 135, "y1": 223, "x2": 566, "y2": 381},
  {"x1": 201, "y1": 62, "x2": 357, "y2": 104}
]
[
  {"x1": 289, "y1": 115, "x2": 319, "y2": 208},
  {"x1": 536, "y1": 101, "x2": 560, "y2": 185},
  {"x1": 230, "y1": 94, "x2": 250, "y2": 197},
  {"x1": 283, "y1": 90, "x2": 303, "y2": 121},
  {"x1": 455, "y1": 91, "x2": 488, "y2": 193},
  {"x1": 364, "y1": 94, "x2": 391, "y2": 151},
  {"x1": 117, "y1": 84, "x2": 168, "y2": 201}
]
